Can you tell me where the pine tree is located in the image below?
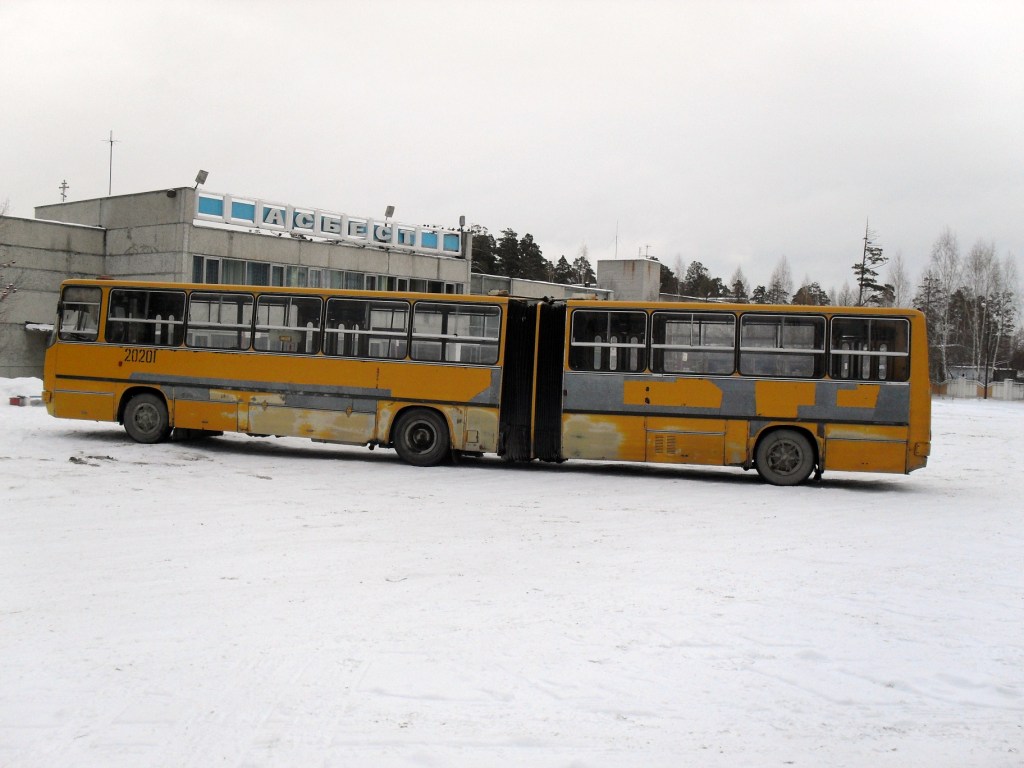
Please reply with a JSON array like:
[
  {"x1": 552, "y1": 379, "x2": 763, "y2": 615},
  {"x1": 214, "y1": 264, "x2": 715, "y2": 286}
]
[
  {"x1": 729, "y1": 267, "x2": 749, "y2": 302},
  {"x1": 680, "y1": 262, "x2": 725, "y2": 299},
  {"x1": 518, "y1": 233, "x2": 549, "y2": 281},
  {"x1": 652, "y1": 259, "x2": 677, "y2": 295},
  {"x1": 552, "y1": 255, "x2": 574, "y2": 284},
  {"x1": 469, "y1": 227, "x2": 497, "y2": 274},
  {"x1": 792, "y1": 282, "x2": 830, "y2": 305},
  {"x1": 495, "y1": 229, "x2": 521, "y2": 278},
  {"x1": 854, "y1": 221, "x2": 889, "y2": 305},
  {"x1": 571, "y1": 250, "x2": 596, "y2": 285}
]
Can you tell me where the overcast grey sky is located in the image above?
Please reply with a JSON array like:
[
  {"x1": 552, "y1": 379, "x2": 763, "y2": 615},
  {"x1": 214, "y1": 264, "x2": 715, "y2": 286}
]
[{"x1": 2, "y1": 0, "x2": 1022, "y2": 294}]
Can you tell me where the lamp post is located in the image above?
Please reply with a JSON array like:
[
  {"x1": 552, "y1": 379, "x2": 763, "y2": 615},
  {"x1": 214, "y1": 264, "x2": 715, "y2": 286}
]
[{"x1": 981, "y1": 298, "x2": 990, "y2": 399}]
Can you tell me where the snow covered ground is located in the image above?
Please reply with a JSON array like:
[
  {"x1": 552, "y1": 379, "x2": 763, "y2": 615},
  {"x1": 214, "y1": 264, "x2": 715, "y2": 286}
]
[{"x1": 1, "y1": 377, "x2": 1021, "y2": 767}]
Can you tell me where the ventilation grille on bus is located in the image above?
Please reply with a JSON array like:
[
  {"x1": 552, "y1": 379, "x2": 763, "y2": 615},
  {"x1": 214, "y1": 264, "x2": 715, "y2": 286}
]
[{"x1": 653, "y1": 434, "x2": 678, "y2": 455}]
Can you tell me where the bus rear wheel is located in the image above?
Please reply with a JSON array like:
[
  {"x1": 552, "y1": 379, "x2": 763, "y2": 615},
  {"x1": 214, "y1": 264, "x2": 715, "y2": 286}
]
[
  {"x1": 755, "y1": 429, "x2": 815, "y2": 486},
  {"x1": 123, "y1": 393, "x2": 171, "y2": 444},
  {"x1": 393, "y1": 409, "x2": 450, "y2": 467}
]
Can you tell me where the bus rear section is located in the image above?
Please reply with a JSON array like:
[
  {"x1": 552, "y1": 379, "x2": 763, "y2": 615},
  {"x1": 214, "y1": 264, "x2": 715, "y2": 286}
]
[{"x1": 552, "y1": 301, "x2": 930, "y2": 485}]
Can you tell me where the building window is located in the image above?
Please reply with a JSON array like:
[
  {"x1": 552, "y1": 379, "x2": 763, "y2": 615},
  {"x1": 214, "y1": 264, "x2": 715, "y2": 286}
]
[
  {"x1": 222, "y1": 258, "x2": 245, "y2": 284},
  {"x1": 247, "y1": 262, "x2": 270, "y2": 286}
]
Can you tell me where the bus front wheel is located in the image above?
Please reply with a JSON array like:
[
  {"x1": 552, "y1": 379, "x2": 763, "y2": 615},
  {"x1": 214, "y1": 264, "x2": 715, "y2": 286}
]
[
  {"x1": 755, "y1": 429, "x2": 815, "y2": 486},
  {"x1": 393, "y1": 409, "x2": 451, "y2": 467},
  {"x1": 123, "y1": 393, "x2": 171, "y2": 444}
]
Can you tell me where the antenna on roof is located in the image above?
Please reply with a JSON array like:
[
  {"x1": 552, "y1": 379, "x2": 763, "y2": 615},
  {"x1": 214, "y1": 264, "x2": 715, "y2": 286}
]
[{"x1": 102, "y1": 130, "x2": 119, "y2": 195}]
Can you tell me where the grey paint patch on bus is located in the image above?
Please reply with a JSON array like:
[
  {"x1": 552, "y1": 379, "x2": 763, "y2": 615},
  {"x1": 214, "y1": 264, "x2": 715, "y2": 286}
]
[
  {"x1": 468, "y1": 368, "x2": 502, "y2": 405},
  {"x1": 132, "y1": 372, "x2": 392, "y2": 402},
  {"x1": 563, "y1": 372, "x2": 911, "y2": 425}
]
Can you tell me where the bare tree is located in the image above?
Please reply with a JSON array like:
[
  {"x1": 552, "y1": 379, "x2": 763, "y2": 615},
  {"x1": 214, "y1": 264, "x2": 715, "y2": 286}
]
[
  {"x1": 886, "y1": 250, "x2": 911, "y2": 307},
  {"x1": 987, "y1": 252, "x2": 1020, "y2": 381},
  {"x1": 834, "y1": 281, "x2": 856, "y2": 306},
  {"x1": 766, "y1": 255, "x2": 793, "y2": 304},
  {"x1": 964, "y1": 240, "x2": 999, "y2": 375},
  {"x1": 571, "y1": 244, "x2": 596, "y2": 285}
]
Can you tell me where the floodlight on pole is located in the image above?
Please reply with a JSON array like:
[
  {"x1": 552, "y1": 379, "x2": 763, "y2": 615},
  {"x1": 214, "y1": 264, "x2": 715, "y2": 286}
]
[
  {"x1": 194, "y1": 170, "x2": 209, "y2": 189},
  {"x1": 384, "y1": 205, "x2": 395, "y2": 219}
]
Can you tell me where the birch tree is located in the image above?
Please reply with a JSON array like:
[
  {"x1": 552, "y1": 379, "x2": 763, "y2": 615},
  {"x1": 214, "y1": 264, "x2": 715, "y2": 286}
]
[
  {"x1": 928, "y1": 228, "x2": 962, "y2": 381},
  {"x1": 886, "y1": 251, "x2": 911, "y2": 307},
  {"x1": 766, "y1": 255, "x2": 793, "y2": 304}
]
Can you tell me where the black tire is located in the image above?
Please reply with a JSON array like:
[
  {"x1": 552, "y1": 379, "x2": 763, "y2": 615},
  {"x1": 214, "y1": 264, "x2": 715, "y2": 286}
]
[
  {"x1": 123, "y1": 393, "x2": 171, "y2": 444},
  {"x1": 393, "y1": 409, "x2": 451, "y2": 467},
  {"x1": 755, "y1": 429, "x2": 815, "y2": 486}
]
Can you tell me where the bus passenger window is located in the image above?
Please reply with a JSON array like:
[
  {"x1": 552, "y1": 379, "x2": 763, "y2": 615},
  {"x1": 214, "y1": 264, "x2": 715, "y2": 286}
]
[
  {"x1": 651, "y1": 312, "x2": 735, "y2": 375},
  {"x1": 186, "y1": 292, "x2": 254, "y2": 350},
  {"x1": 105, "y1": 289, "x2": 186, "y2": 346},
  {"x1": 739, "y1": 314, "x2": 825, "y2": 378},
  {"x1": 253, "y1": 295, "x2": 322, "y2": 354},
  {"x1": 569, "y1": 310, "x2": 647, "y2": 372},
  {"x1": 58, "y1": 286, "x2": 102, "y2": 342},
  {"x1": 410, "y1": 302, "x2": 501, "y2": 365},
  {"x1": 829, "y1": 317, "x2": 910, "y2": 382},
  {"x1": 325, "y1": 299, "x2": 409, "y2": 359}
]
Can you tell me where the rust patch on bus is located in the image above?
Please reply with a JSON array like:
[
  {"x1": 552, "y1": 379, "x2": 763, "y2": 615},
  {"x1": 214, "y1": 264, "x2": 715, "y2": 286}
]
[
  {"x1": 623, "y1": 378, "x2": 723, "y2": 409},
  {"x1": 248, "y1": 406, "x2": 376, "y2": 444},
  {"x1": 835, "y1": 384, "x2": 880, "y2": 409},
  {"x1": 464, "y1": 408, "x2": 499, "y2": 451},
  {"x1": 754, "y1": 381, "x2": 816, "y2": 418},
  {"x1": 562, "y1": 413, "x2": 630, "y2": 460}
]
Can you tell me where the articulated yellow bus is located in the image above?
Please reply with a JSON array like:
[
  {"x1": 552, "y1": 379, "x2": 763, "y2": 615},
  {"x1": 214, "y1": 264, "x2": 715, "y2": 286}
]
[{"x1": 43, "y1": 279, "x2": 931, "y2": 485}]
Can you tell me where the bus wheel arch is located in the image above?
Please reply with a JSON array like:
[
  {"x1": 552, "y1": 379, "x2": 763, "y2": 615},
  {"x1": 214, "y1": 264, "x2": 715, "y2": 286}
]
[
  {"x1": 753, "y1": 426, "x2": 818, "y2": 486},
  {"x1": 120, "y1": 389, "x2": 172, "y2": 444},
  {"x1": 391, "y1": 407, "x2": 452, "y2": 467}
]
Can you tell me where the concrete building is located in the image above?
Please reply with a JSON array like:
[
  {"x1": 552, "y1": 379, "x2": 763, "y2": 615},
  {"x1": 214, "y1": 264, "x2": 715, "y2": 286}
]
[
  {"x1": 0, "y1": 186, "x2": 632, "y2": 377},
  {"x1": 597, "y1": 258, "x2": 662, "y2": 303},
  {"x1": 1, "y1": 187, "x2": 473, "y2": 377}
]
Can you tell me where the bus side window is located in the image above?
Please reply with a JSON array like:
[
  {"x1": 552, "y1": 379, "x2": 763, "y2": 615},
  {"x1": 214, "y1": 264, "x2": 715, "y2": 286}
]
[
  {"x1": 105, "y1": 289, "x2": 186, "y2": 346},
  {"x1": 410, "y1": 302, "x2": 501, "y2": 365},
  {"x1": 325, "y1": 298, "x2": 409, "y2": 360},
  {"x1": 739, "y1": 314, "x2": 825, "y2": 378},
  {"x1": 58, "y1": 286, "x2": 102, "y2": 342},
  {"x1": 830, "y1": 317, "x2": 910, "y2": 382},
  {"x1": 569, "y1": 310, "x2": 647, "y2": 372},
  {"x1": 651, "y1": 312, "x2": 736, "y2": 375},
  {"x1": 254, "y1": 295, "x2": 322, "y2": 354},
  {"x1": 187, "y1": 292, "x2": 254, "y2": 350}
]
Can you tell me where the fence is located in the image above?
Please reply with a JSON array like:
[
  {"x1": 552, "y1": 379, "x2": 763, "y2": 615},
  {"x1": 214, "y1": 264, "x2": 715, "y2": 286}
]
[{"x1": 933, "y1": 378, "x2": 1024, "y2": 401}]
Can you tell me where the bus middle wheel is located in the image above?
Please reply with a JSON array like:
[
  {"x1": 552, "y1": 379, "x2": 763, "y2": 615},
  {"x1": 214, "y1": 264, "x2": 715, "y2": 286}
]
[{"x1": 393, "y1": 409, "x2": 451, "y2": 467}]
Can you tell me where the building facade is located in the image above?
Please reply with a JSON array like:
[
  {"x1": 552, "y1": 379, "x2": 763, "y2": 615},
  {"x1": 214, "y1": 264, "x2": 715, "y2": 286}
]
[
  {"x1": 1, "y1": 187, "x2": 475, "y2": 377},
  {"x1": 2, "y1": 187, "x2": 649, "y2": 377}
]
